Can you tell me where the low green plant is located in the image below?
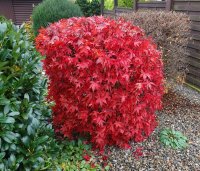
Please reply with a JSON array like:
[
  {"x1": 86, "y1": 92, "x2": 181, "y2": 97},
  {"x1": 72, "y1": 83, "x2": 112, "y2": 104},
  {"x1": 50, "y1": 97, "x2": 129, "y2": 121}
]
[
  {"x1": 42, "y1": 129, "x2": 104, "y2": 171},
  {"x1": 32, "y1": 0, "x2": 83, "y2": 36},
  {"x1": 55, "y1": 142, "x2": 99, "y2": 171},
  {"x1": 75, "y1": 0, "x2": 101, "y2": 17},
  {"x1": 160, "y1": 128, "x2": 188, "y2": 149}
]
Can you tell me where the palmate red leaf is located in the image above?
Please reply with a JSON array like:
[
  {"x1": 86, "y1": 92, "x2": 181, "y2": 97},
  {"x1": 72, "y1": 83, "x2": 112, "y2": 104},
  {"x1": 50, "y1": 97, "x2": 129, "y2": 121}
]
[
  {"x1": 83, "y1": 154, "x2": 91, "y2": 161},
  {"x1": 96, "y1": 93, "x2": 109, "y2": 107},
  {"x1": 96, "y1": 57, "x2": 104, "y2": 64},
  {"x1": 79, "y1": 111, "x2": 88, "y2": 123},
  {"x1": 134, "y1": 105, "x2": 142, "y2": 114},
  {"x1": 92, "y1": 116, "x2": 104, "y2": 126},
  {"x1": 77, "y1": 62, "x2": 89, "y2": 69},
  {"x1": 145, "y1": 81, "x2": 155, "y2": 90},
  {"x1": 36, "y1": 16, "x2": 164, "y2": 151},
  {"x1": 114, "y1": 121, "x2": 123, "y2": 128},
  {"x1": 96, "y1": 97, "x2": 107, "y2": 107},
  {"x1": 141, "y1": 71, "x2": 151, "y2": 80},
  {"x1": 133, "y1": 147, "x2": 143, "y2": 159},
  {"x1": 135, "y1": 83, "x2": 143, "y2": 90},
  {"x1": 90, "y1": 81, "x2": 100, "y2": 92}
]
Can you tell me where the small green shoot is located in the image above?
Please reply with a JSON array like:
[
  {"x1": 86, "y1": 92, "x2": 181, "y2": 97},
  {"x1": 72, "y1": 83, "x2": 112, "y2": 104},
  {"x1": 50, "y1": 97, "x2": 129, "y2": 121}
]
[{"x1": 160, "y1": 128, "x2": 188, "y2": 149}]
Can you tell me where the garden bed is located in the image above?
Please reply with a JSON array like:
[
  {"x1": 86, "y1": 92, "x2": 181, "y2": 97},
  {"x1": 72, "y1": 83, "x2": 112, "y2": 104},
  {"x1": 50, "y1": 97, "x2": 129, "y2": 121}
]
[{"x1": 104, "y1": 84, "x2": 200, "y2": 170}]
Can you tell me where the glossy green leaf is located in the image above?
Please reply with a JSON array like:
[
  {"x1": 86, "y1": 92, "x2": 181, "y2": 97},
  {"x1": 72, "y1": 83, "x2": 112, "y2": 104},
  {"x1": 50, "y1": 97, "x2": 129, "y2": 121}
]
[
  {"x1": 28, "y1": 107, "x2": 33, "y2": 116},
  {"x1": 24, "y1": 93, "x2": 30, "y2": 101},
  {"x1": 0, "y1": 163, "x2": 5, "y2": 170},
  {"x1": 0, "y1": 97, "x2": 10, "y2": 105},
  {"x1": 0, "y1": 152, "x2": 5, "y2": 160},
  {"x1": 0, "y1": 61, "x2": 9, "y2": 70},
  {"x1": 10, "y1": 143, "x2": 17, "y2": 151},
  {"x1": 16, "y1": 155, "x2": 24, "y2": 163},
  {"x1": 4, "y1": 105, "x2": 10, "y2": 114},
  {"x1": 5, "y1": 131, "x2": 16, "y2": 141},
  {"x1": 22, "y1": 136, "x2": 30, "y2": 146},
  {"x1": 9, "y1": 154, "x2": 16, "y2": 165},
  {"x1": 31, "y1": 117, "x2": 40, "y2": 128},
  {"x1": 36, "y1": 136, "x2": 49, "y2": 145},
  {"x1": 3, "y1": 136, "x2": 12, "y2": 143},
  {"x1": 22, "y1": 112, "x2": 29, "y2": 120},
  {"x1": 8, "y1": 112, "x2": 20, "y2": 116},
  {"x1": 0, "y1": 117, "x2": 15, "y2": 124},
  {"x1": 27, "y1": 125, "x2": 35, "y2": 135},
  {"x1": 0, "y1": 23, "x2": 7, "y2": 33}
]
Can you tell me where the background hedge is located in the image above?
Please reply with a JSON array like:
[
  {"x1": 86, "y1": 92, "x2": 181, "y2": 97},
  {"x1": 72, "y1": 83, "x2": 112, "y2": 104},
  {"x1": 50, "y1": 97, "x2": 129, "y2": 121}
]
[{"x1": 120, "y1": 11, "x2": 191, "y2": 83}]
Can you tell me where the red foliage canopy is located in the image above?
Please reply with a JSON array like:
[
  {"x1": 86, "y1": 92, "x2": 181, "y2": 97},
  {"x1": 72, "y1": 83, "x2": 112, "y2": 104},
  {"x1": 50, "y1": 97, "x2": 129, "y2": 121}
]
[{"x1": 36, "y1": 16, "x2": 164, "y2": 150}]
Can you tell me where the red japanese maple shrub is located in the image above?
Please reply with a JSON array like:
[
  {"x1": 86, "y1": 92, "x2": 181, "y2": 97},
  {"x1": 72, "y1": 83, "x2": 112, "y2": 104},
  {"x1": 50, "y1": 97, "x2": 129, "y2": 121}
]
[{"x1": 36, "y1": 16, "x2": 164, "y2": 150}]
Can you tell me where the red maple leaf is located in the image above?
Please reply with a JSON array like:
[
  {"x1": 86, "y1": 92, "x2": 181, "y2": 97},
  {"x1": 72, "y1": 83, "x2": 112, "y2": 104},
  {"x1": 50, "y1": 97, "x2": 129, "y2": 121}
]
[
  {"x1": 141, "y1": 71, "x2": 151, "y2": 80},
  {"x1": 83, "y1": 154, "x2": 91, "y2": 161},
  {"x1": 133, "y1": 147, "x2": 143, "y2": 159},
  {"x1": 77, "y1": 61, "x2": 89, "y2": 69},
  {"x1": 146, "y1": 81, "x2": 155, "y2": 90},
  {"x1": 79, "y1": 111, "x2": 88, "y2": 122},
  {"x1": 92, "y1": 116, "x2": 104, "y2": 126},
  {"x1": 96, "y1": 94, "x2": 107, "y2": 107},
  {"x1": 90, "y1": 81, "x2": 100, "y2": 92}
]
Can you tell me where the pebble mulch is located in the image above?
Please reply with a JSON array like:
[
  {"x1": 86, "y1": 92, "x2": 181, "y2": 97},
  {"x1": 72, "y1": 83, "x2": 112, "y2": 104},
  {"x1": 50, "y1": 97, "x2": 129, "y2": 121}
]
[{"x1": 105, "y1": 84, "x2": 200, "y2": 171}]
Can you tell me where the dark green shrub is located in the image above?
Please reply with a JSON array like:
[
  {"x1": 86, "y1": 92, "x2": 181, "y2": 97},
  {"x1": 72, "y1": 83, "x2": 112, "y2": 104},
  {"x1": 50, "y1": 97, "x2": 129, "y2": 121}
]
[
  {"x1": 89, "y1": 0, "x2": 101, "y2": 16},
  {"x1": 0, "y1": 18, "x2": 52, "y2": 170},
  {"x1": 75, "y1": 0, "x2": 101, "y2": 17},
  {"x1": 32, "y1": 0, "x2": 83, "y2": 35}
]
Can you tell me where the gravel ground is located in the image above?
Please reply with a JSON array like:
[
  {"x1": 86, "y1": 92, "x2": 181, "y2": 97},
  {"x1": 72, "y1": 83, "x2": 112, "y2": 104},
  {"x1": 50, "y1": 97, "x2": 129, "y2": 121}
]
[{"x1": 105, "y1": 84, "x2": 200, "y2": 171}]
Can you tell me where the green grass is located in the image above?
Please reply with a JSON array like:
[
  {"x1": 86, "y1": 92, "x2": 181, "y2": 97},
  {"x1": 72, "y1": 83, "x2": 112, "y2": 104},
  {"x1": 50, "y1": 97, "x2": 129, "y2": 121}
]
[{"x1": 184, "y1": 82, "x2": 200, "y2": 93}]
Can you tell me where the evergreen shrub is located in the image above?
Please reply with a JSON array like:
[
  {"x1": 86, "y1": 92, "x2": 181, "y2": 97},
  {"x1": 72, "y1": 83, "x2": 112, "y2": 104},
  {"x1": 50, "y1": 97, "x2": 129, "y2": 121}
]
[
  {"x1": 0, "y1": 18, "x2": 51, "y2": 170},
  {"x1": 32, "y1": 0, "x2": 83, "y2": 35}
]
